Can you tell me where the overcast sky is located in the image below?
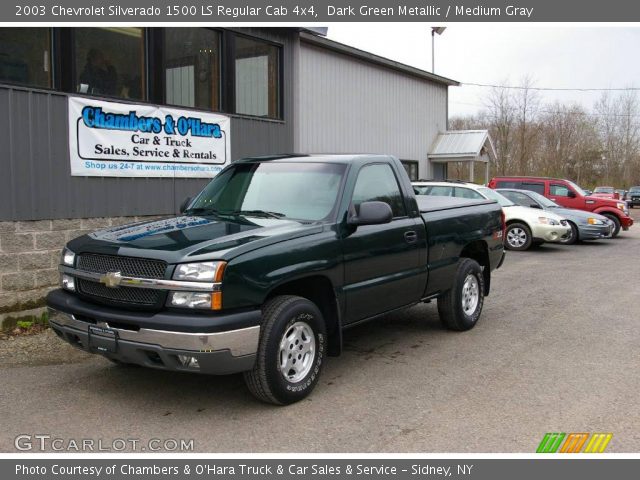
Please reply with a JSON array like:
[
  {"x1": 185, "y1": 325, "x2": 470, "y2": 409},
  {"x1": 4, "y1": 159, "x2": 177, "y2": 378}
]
[{"x1": 327, "y1": 25, "x2": 640, "y2": 118}]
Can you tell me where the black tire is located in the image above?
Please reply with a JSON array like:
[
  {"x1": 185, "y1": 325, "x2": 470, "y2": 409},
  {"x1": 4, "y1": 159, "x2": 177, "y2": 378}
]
[
  {"x1": 438, "y1": 258, "x2": 485, "y2": 331},
  {"x1": 244, "y1": 295, "x2": 326, "y2": 405},
  {"x1": 505, "y1": 222, "x2": 533, "y2": 251},
  {"x1": 602, "y1": 214, "x2": 621, "y2": 238},
  {"x1": 559, "y1": 221, "x2": 579, "y2": 245}
]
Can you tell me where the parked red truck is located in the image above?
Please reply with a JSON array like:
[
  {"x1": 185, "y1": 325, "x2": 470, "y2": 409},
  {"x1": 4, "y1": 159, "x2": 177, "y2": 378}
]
[{"x1": 488, "y1": 176, "x2": 633, "y2": 237}]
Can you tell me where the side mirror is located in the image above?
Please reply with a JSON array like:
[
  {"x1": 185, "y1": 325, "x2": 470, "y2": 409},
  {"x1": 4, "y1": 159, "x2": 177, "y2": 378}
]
[
  {"x1": 567, "y1": 190, "x2": 577, "y2": 198},
  {"x1": 530, "y1": 203, "x2": 542, "y2": 209},
  {"x1": 179, "y1": 196, "x2": 192, "y2": 214},
  {"x1": 348, "y1": 201, "x2": 393, "y2": 226}
]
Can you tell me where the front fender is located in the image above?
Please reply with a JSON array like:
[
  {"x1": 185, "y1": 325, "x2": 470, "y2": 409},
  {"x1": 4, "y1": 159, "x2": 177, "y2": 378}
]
[{"x1": 592, "y1": 207, "x2": 622, "y2": 218}]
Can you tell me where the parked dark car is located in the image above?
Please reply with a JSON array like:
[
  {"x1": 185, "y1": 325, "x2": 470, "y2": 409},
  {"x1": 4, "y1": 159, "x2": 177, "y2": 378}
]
[
  {"x1": 497, "y1": 188, "x2": 614, "y2": 244},
  {"x1": 47, "y1": 154, "x2": 505, "y2": 405},
  {"x1": 628, "y1": 186, "x2": 640, "y2": 208}
]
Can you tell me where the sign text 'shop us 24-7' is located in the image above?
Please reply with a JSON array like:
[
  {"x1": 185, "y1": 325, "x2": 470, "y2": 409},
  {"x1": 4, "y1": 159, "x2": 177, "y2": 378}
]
[
  {"x1": 537, "y1": 433, "x2": 613, "y2": 453},
  {"x1": 68, "y1": 96, "x2": 231, "y2": 178}
]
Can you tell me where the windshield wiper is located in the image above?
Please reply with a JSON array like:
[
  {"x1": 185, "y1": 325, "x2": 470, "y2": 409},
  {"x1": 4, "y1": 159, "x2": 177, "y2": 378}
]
[
  {"x1": 225, "y1": 209, "x2": 286, "y2": 219},
  {"x1": 183, "y1": 207, "x2": 224, "y2": 216}
]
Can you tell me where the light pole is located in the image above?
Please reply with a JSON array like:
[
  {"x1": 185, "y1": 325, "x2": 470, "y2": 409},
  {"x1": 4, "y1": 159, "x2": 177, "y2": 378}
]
[{"x1": 431, "y1": 27, "x2": 446, "y2": 73}]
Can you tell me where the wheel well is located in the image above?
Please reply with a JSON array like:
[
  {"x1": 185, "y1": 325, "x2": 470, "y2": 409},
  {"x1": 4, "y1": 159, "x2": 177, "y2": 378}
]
[
  {"x1": 459, "y1": 240, "x2": 491, "y2": 296},
  {"x1": 266, "y1": 276, "x2": 342, "y2": 356},
  {"x1": 506, "y1": 219, "x2": 529, "y2": 228}
]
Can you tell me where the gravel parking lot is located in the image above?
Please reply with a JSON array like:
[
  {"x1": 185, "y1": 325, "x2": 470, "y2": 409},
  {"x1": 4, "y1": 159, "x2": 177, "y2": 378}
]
[{"x1": 1, "y1": 210, "x2": 639, "y2": 453}]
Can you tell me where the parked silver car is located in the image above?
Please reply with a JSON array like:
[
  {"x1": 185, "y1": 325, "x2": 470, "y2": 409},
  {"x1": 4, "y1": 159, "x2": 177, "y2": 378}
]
[{"x1": 497, "y1": 189, "x2": 614, "y2": 244}]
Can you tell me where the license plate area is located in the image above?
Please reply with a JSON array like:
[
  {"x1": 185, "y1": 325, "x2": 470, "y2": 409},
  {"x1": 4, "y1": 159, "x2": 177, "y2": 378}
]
[{"x1": 88, "y1": 325, "x2": 118, "y2": 353}]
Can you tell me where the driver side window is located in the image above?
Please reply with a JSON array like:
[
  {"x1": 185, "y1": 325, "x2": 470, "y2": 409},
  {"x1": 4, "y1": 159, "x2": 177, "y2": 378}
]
[
  {"x1": 550, "y1": 184, "x2": 570, "y2": 197},
  {"x1": 352, "y1": 164, "x2": 406, "y2": 218}
]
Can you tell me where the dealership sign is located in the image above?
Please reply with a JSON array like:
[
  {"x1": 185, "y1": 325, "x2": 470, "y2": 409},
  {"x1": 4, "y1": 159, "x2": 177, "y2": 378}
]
[{"x1": 68, "y1": 97, "x2": 230, "y2": 178}]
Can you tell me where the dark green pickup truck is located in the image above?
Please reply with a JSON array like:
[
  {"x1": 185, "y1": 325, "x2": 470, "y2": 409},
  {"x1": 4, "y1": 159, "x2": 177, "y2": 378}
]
[{"x1": 47, "y1": 154, "x2": 505, "y2": 404}]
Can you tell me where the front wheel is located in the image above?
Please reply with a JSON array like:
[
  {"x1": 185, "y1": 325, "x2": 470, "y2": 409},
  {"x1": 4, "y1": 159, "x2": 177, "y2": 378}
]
[
  {"x1": 505, "y1": 222, "x2": 532, "y2": 251},
  {"x1": 438, "y1": 258, "x2": 485, "y2": 331},
  {"x1": 559, "y1": 221, "x2": 578, "y2": 245},
  {"x1": 602, "y1": 214, "x2": 621, "y2": 238},
  {"x1": 244, "y1": 295, "x2": 326, "y2": 405}
]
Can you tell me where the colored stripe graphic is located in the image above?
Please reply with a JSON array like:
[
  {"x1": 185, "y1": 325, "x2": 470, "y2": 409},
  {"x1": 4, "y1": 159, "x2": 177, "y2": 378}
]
[
  {"x1": 537, "y1": 433, "x2": 566, "y2": 453},
  {"x1": 584, "y1": 433, "x2": 613, "y2": 453},
  {"x1": 560, "y1": 433, "x2": 589, "y2": 453},
  {"x1": 537, "y1": 433, "x2": 613, "y2": 453}
]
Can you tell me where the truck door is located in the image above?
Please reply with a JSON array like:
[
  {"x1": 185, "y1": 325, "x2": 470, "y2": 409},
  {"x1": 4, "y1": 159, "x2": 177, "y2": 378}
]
[
  {"x1": 342, "y1": 163, "x2": 424, "y2": 323},
  {"x1": 549, "y1": 183, "x2": 583, "y2": 209}
]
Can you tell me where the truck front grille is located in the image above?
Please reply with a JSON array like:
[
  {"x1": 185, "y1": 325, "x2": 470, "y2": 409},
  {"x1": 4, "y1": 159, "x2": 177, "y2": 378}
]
[
  {"x1": 76, "y1": 254, "x2": 167, "y2": 308},
  {"x1": 77, "y1": 279, "x2": 160, "y2": 305},
  {"x1": 77, "y1": 254, "x2": 167, "y2": 279}
]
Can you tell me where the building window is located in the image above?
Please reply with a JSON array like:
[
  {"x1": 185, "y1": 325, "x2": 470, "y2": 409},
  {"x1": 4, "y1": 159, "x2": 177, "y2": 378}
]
[
  {"x1": 163, "y1": 28, "x2": 220, "y2": 111},
  {"x1": 401, "y1": 161, "x2": 419, "y2": 181},
  {"x1": 234, "y1": 35, "x2": 280, "y2": 118},
  {"x1": 74, "y1": 27, "x2": 145, "y2": 100},
  {"x1": 0, "y1": 28, "x2": 52, "y2": 88}
]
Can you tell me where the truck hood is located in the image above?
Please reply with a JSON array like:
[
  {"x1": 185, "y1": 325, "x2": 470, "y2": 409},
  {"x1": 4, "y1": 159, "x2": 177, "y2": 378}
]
[
  {"x1": 585, "y1": 195, "x2": 622, "y2": 207},
  {"x1": 67, "y1": 214, "x2": 323, "y2": 263}
]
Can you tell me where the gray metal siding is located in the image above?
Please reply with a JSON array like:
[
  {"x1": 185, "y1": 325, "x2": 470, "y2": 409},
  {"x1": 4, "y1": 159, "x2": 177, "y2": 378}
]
[
  {"x1": 0, "y1": 30, "x2": 294, "y2": 221},
  {"x1": 295, "y1": 42, "x2": 448, "y2": 179}
]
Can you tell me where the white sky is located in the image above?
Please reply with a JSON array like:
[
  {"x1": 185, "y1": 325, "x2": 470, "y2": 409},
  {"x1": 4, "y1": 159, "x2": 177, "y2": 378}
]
[{"x1": 327, "y1": 25, "x2": 640, "y2": 118}]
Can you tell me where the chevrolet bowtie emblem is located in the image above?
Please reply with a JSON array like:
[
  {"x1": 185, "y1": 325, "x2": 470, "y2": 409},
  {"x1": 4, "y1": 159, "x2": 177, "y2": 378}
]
[{"x1": 100, "y1": 271, "x2": 122, "y2": 288}]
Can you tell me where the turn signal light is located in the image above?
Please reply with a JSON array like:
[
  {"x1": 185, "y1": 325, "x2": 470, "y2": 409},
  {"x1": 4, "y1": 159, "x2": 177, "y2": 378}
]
[{"x1": 211, "y1": 291, "x2": 223, "y2": 310}]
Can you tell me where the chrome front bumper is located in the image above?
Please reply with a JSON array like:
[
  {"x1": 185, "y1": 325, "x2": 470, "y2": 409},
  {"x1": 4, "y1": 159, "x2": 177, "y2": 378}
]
[{"x1": 48, "y1": 307, "x2": 259, "y2": 374}]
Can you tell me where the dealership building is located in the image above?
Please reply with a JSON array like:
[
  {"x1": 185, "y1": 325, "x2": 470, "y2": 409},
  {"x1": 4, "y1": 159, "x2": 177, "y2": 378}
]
[{"x1": 0, "y1": 27, "x2": 495, "y2": 325}]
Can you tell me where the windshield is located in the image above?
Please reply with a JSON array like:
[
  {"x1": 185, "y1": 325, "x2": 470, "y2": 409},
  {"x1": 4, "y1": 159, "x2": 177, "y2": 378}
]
[
  {"x1": 524, "y1": 190, "x2": 560, "y2": 208},
  {"x1": 630, "y1": 187, "x2": 640, "y2": 193},
  {"x1": 566, "y1": 180, "x2": 587, "y2": 196},
  {"x1": 477, "y1": 187, "x2": 515, "y2": 207},
  {"x1": 187, "y1": 162, "x2": 346, "y2": 222}
]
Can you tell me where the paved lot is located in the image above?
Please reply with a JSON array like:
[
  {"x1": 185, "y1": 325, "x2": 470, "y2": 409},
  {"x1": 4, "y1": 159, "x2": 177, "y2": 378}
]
[{"x1": 1, "y1": 211, "x2": 639, "y2": 453}]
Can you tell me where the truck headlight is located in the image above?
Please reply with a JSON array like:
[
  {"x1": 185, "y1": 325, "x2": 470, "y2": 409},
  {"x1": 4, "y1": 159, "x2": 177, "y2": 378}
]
[
  {"x1": 173, "y1": 261, "x2": 226, "y2": 282},
  {"x1": 168, "y1": 292, "x2": 216, "y2": 310},
  {"x1": 61, "y1": 274, "x2": 75, "y2": 291},
  {"x1": 538, "y1": 217, "x2": 559, "y2": 226},
  {"x1": 617, "y1": 202, "x2": 626, "y2": 211},
  {"x1": 588, "y1": 217, "x2": 604, "y2": 225},
  {"x1": 61, "y1": 247, "x2": 76, "y2": 267}
]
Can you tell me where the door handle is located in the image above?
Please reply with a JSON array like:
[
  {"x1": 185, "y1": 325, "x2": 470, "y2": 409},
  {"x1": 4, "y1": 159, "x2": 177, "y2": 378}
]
[{"x1": 404, "y1": 230, "x2": 418, "y2": 244}]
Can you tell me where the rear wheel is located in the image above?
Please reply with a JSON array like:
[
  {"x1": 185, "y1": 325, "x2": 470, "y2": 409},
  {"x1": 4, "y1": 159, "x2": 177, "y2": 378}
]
[
  {"x1": 244, "y1": 295, "x2": 326, "y2": 405},
  {"x1": 438, "y1": 258, "x2": 485, "y2": 331},
  {"x1": 505, "y1": 223, "x2": 532, "y2": 251},
  {"x1": 559, "y1": 221, "x2": 578, "y2": 245},
  {"x1": 602, "y1": 214, "x2": 621, "y2": 238}
]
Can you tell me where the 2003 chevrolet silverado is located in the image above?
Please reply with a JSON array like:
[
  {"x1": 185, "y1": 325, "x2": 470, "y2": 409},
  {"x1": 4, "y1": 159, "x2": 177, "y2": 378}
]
[{"x1": 47, "y1": 154, "x2": 505, "y2": 404}]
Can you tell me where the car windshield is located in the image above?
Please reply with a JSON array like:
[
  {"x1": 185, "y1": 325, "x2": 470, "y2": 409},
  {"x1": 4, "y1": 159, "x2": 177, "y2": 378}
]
[
  {"x1": 186, "y1": 161, "x2": 346, "y2": 222},
  {"x1": 630, "y1": 187, "x2": 640, "y2": 193},
  {"x1": 524, "y1": 190, "x2": 560, "y2": 208},
  {"x1": 477, "y1": 187, "x2": 516, "y2": 207}
]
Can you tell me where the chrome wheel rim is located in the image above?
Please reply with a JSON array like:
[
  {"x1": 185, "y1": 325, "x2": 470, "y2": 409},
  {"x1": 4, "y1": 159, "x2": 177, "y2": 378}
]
[
  {"x1": 278, "y1": 321, "x2": 315, "y2": 383},
  {"x1": 507, "y1": 227, "x2": 527, "y2": 248},
  {"x1": 462, "y1": 274, "x2": 480, "y2": 316}
]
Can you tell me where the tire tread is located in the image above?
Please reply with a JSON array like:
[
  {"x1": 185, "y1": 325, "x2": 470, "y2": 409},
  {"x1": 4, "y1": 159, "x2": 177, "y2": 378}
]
[{"x1": 243, "y1": 295, "x2": 304, "y2": 406}]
